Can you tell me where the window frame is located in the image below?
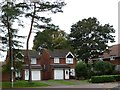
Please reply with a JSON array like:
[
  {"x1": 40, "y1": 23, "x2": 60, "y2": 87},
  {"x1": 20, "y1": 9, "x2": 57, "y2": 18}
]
[
  {"x1": 54, "y1": 57, "x2": 60, "y2": 63},
  {"x1": 31, "y1": 58, "x2": 37, "y2": 64}
]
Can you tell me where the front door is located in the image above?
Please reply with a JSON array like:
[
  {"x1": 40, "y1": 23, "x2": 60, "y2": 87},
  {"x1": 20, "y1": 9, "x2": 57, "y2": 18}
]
[{"x1": 65, "y1": 69, "x2": 69, "y2": 79}]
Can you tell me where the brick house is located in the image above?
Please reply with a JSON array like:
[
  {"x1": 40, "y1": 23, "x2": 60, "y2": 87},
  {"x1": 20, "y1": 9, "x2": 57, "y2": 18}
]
[
  {"x1": 40, "y1": 49, "x2": 77, "y2": 80},
  {"x1": 100, "y1": 44, "x2": 120, "y2": 65},
  {"x1": 21, "y1": 50, "x2": 42, "y2": 81},
  {"x1": 2, "y1": 49, "x2": 77, "y2": 81}
]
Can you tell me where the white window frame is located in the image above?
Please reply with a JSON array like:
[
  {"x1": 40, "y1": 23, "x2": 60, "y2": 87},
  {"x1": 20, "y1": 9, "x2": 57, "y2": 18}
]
[
  {"x1": 31, "y1": 58, "x2": 37, "y2": 64},
  {"x1": 110, "y1": 56, "x2": 115, "y2": 60},
  {"x1": 66, "y1": 58, "x2": 73, "y2": 64},
  {"x1": 54, "y1": 57, "x2": 59, "y2": 63}
]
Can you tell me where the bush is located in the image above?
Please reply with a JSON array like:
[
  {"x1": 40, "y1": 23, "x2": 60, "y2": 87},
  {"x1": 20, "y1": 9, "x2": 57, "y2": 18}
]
[
  {"x1": 91, "y1": 75, "x2": 120, "y2": 83},
  {"x1": 75, "y1": 61, "x2": 88, "y2": 79},
  {"x1": 94, "y1": 61, "x2": 114, "y2": 75},
  {"x1": 113, "y1": 75, "x2": 120, "y2": 81}
]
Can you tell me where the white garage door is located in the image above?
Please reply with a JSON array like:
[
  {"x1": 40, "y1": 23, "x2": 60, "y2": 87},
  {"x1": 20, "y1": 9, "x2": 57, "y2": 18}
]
[
  {"x1": 25, "y1": 69, "x2": 41, "y2": 80},
  {"x1": 32, "y1": 70, "x2": 41, "y2": 80},
  {"x1": 54, "y1": 69, "x2": 63, "y2": 80}
]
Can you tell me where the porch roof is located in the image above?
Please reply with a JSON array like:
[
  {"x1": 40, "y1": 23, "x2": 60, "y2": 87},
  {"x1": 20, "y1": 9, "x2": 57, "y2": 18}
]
[
  {"x1": 50, "y1": 64, "x2": 70, "y2": 68},
  {"x1": 23, "y1": 64, "x2": 42, "y2": 69}
]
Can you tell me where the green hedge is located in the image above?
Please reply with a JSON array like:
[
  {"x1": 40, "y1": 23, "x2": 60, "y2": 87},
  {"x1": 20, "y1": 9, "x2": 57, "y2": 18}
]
[{"x1": 91, "y1": 75, "x2": 120, "y2": 83}]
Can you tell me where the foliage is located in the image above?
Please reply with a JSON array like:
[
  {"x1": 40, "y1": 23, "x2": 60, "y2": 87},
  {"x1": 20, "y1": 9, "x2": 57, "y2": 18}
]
[
  {"x1": 75, "y1": 61, "x2": 88, "y2": 79},
  {"x1": 69, "y1": 17, "x2": 115, "y2": 62},
  {"x1": 2, "y1": 49, "x2": 24, "y2": 73},
  {"x1": 91, "y1": 75, "x2": 114, "y2": 83},
  {"x1": 91, "y1": 74, "x2": 120, "y2": 83},
  {"x1": 0, "y1": 1, "x2": 26, "y2": 48},
  {"x1": 94, "y1": 61, "x2": 114, "y2": 75},
  {"x1": 33, "y1": 28, "x2": 71, "y2": 50}
]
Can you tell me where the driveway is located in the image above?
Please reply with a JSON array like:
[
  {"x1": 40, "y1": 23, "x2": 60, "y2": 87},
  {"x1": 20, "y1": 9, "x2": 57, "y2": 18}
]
[{"x1": 41, "y1": 82, "x2": 119, "y2": 89}]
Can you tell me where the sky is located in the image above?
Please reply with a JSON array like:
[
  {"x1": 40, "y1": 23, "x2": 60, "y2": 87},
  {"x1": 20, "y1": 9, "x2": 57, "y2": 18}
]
[{"x1": 0, "y1": 0, "x2": 119, "y2": 61}]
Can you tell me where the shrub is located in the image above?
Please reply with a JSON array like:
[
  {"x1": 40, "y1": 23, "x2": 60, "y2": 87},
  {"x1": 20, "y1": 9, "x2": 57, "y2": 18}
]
[
  {"x1": 94, "y1": 61, "x2": 114, "y2": 75},
  {"x1": 75, "y1": 61, "x2": 88, "y2": 79},
  {"x1": 91, "y1": 75, "x2": 120, "y2": 83}
]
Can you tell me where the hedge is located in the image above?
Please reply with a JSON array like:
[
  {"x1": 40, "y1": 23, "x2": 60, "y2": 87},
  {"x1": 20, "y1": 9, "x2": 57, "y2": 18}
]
[{"x1": 91, "y1": 75, "x2": 120, "y2": 83}]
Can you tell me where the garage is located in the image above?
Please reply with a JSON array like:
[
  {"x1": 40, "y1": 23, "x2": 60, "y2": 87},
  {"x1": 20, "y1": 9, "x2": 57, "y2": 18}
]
[
  {"x1": 25, "y1": 69, "x2": 41, "y2": 80},
  {"x1": 32, "y1": 70, "x2": 41, "y2": 80},
  {"x1": 54, "y1": 69, "x2": 63, "y2": 80}
]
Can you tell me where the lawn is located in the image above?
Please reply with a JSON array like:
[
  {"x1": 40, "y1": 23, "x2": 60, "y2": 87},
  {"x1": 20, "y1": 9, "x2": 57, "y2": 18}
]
[
  {"x1": 2, "y1": 81, "x2": 49, "y2": 88},
  {"x1": 47, "y1": 80, "x2": 77, "y2": 85},
  {"x1": 2, "y1": 79, "x2": 90, "y2": 88}
]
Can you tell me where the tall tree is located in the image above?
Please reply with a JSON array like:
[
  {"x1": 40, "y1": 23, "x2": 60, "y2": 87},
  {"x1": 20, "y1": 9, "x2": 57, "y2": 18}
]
[
  {"x1": 0, "y1": 1, "x2": 25, "y2": 83},
  {"x1": 69, "y1": 17, "x2": 115, "y2": 63},
  {"x1": 33, "y1": 28, "x2": 70, "y2": 50},
  {"x1": 22, "y1": 0, "x2": 66, "y2": 82}
]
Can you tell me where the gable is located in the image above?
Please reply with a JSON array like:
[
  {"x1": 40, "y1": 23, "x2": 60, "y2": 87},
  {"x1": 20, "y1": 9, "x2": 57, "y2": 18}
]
[{"x1": 66, "y1": 52, "x2": 74, "y2": 58}]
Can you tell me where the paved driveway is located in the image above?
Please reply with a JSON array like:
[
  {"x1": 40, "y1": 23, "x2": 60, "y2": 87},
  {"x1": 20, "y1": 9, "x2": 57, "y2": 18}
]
[{"x1": 41, "y1": 82, "x2": 119, "y2": 88}]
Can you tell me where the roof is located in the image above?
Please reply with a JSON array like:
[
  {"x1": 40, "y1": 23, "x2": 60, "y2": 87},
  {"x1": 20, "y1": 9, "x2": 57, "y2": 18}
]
[
  {"x1": 102, "y1": 44, "x2": 120, "y2": 58},
  {"x1": 23, "y1": 64, "x2": 42, "y2": 69},
  {"x1": 50, "y1": 64, "x2": 70, "y2": 68},
  {"x1": 47, "y1": 49, "x2": 73, "y2": 58},
  {"x1": 20, "y1": 50, "x2": 40, "y2": 58}
]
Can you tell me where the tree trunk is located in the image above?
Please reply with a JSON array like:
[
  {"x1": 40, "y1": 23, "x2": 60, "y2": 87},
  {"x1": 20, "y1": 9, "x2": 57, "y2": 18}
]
[{"x1": 26, "y1": 3, "x2": 36, "y2": 82}]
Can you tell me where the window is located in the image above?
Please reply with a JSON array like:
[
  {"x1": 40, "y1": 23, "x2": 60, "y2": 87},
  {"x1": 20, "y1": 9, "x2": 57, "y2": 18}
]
[
  {"x1": 110, "y1": 56, "x2": 115, "y2": 60},
  {"x1": 31, "y1": 58, "x2": 37, "y2": 64},
  {"x1": 66, "y1": 58, "x2": 73, "y2": 64},
  {"x1": 54, "y1": 57, "x2": 59, "y2": 63}
]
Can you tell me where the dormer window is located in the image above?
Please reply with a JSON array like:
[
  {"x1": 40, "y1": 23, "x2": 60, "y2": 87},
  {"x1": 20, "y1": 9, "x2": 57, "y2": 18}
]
[
  {"x1": 31, "y1": 58, "x2": 37, "y2": 64},
  {"x1": 54, "y1": 57, "x2": 59, "y2": 63},
  {"x1": 66, "y1": 52, "x2": 74, "y2": 64}
]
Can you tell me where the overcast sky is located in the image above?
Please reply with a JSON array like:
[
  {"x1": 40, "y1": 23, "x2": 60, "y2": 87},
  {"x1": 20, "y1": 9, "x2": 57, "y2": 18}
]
[{"x1": 0, "y1": 0, "x2": 119, "y2": 61}]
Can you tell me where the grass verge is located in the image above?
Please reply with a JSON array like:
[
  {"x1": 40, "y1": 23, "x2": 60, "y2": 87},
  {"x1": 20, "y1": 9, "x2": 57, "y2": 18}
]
[{"x1": 2, "y1": 81, "x2": 49, "y2": 88}]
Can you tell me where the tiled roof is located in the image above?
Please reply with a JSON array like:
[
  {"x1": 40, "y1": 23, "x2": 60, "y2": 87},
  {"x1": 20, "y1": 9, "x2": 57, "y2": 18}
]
[
  {"x1": 50, "y1": 64, "x2": 70, "y2": 68},
  {"x1": 20, "y1": 50, "x2": 40, "y2": 58},
  {"x1": 23, "y1": 64, "x2": 42, "y2": 69},
  {"x1": 102, "y1": 44, "x2": 120, "y2": 58},
  {"x1": 47, "y1": 49, "x2": 70, "y2": 58}
]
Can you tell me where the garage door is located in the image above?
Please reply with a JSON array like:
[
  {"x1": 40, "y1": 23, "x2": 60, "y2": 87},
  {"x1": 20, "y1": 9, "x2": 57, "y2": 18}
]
[
  {"x1": 25, "y1": 69, "x2": 41, "y2": 80},
  {"x1": 54, "y1": 69, "x2": 63, "y2": 80},
  {"x1": 32, "y1": 70, "x2": 41, "y2": 80}
]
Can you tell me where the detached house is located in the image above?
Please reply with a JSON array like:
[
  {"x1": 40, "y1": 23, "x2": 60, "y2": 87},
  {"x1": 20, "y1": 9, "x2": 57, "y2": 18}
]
[
  {"x1": 100, "y1": 44, "x2": 120, "y2": 65},
  {"x1": 3, "y1": 49, "x2": 77, "y2": 81},
  {"x1": 40, "y1": 49, "x2": 77, "y2": 80}
]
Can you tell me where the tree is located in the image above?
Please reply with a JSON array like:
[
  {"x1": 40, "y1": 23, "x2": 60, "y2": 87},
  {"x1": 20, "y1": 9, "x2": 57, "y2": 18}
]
[
  {"x1": 33, "y1": 28, "x2": 70, "y2": 50},
  {"x1": 21, "y1": 0, "x2": 66, "y2": 82},
  {"x1": 69, "y1": 17, "x2": 115, "y2": 63},
  {"x1": 0, "y1": 1, "x2": 25, "y2": 82}
]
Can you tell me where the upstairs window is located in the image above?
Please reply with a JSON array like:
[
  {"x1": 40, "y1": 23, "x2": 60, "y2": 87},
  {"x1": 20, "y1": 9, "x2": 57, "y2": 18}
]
[
  {"x1": 31, "y1": 58, "x2": 37, "y2": 64},
  {"x1": 110, "y1": 55, "x2": 116, "y2": 61},
  {"x1": 110, "y1": 56, "x2": 115, "y2": 60},
  {"x1": 54, "y1": 57, "x2": 59, "y2": 63},
  {"x1": 66, "y1": 58, "x2": 73, "y2": 64}
]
